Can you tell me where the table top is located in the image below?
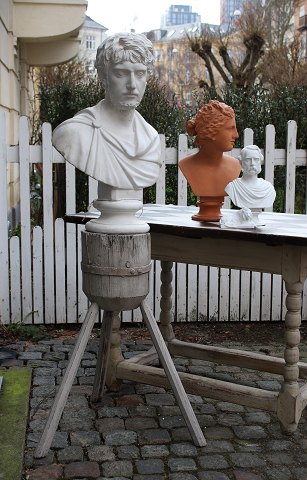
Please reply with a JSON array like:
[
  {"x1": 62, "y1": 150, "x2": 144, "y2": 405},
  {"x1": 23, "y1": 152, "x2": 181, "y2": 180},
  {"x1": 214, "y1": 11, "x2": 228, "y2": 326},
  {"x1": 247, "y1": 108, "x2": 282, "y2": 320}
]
[{"x1": 64, "y1": 204, "x2": 307, "y2": 247}]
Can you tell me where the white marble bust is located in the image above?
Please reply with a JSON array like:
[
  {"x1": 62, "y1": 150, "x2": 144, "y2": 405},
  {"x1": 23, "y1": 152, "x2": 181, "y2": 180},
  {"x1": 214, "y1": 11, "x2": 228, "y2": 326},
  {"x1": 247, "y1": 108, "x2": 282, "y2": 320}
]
[
  {"x1": 52, "y1": 33, "x2": 162, "y2": 233},
  {"x1": 225, "y1": 145, "x2": 276, "y2": 209},
  {"x1": 52, "y1": 33, "x2": 161, "y2": 190}
]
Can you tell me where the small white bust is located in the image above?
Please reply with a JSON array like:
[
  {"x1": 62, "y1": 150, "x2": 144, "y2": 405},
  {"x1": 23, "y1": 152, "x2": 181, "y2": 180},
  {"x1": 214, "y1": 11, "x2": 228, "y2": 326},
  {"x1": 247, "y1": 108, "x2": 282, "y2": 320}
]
[{"x1": 225, "y1": 145, "x2": 276, "y2": 209}]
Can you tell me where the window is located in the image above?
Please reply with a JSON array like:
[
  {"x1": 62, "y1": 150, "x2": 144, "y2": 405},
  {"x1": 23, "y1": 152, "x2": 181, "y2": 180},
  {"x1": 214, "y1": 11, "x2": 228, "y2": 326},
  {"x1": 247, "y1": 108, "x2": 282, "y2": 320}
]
[{"x1": 86, "y1": 35, "x2": 96, "y2": 50}]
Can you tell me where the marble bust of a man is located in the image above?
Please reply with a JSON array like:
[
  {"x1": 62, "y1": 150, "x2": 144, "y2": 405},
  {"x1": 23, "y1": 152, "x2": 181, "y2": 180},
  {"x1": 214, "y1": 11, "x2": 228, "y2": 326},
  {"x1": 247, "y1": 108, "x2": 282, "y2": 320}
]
[
  {"x1": 52, "y1": 33, "x2": 161, "y2": 191},
  {"x1": 225, "y1": 145, "x2": 276, "y2": 209}
]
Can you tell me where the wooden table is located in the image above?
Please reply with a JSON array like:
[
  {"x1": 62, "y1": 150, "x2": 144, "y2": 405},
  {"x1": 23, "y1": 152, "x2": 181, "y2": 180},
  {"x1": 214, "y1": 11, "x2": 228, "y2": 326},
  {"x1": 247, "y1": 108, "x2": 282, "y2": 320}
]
[{"x1": 65, "y1": 204, "x2": 307, "y2": 435}]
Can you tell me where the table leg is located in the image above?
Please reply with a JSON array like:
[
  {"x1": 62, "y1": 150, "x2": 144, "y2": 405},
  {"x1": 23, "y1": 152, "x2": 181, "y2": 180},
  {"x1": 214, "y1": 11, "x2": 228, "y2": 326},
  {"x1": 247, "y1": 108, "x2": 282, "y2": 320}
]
[
  {"x1": 277, "y1": 280, "x2": 303, "y2": 432},
  {"x1": 34, "y1": 302, "x2": 99, "y2": 458},
  {"x1": 159, "y1": 260, "x2": 175, "y2": 342}
]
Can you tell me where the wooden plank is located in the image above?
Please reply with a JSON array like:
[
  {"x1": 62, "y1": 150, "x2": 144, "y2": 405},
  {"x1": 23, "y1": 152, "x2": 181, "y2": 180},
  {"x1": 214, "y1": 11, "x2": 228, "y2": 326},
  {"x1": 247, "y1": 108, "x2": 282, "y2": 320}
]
[
  {"x1": 55, "y1": 219, "x2": 66, "y2": 324},
  {"x1": 34, "y1": 302, "x2": 99, "y2": 458},
  {"x1": 32, "y1": 226, "x2": 43, "y2": 324},
  {"x1": 117, "y1": 361, "x2": 278, "y2": 411},
  {"x1": 208, "y1": 267, "x2": 219, "y2": 322},
  {"x1": 9, "y1": 236, "x2": 21, "y2": 323},
  {"x1": 155, "y1": 134, "x2": 166, "y2": 205},
  {"x1": 177, "y1": 134, "x2": 188, "y2": 206},
  {"x1": 240, "y1": 271, "x2": 250, "y2": 321},
  {"x1": 140, "y1": 301, "x2": 206, "y2": 446},
  {"x1": 65, "y1": 162, "x2": 77, "y2": 323},
  {"x1": 261, "y1": 273, "x2": 272, "y2": 321},
  {"x1": 77, "y1": 223, "x2": 88, "y2": 322},
  {"x1": 187, "y1": 263, "x2": 198, "y2": 322},
  {"x1": 250, "y1": 272, "x2": 261, "y2": 321},
  {"x1": 271, "y1": 274, "x2": 283, "y2": 321},
  {"x1": 229, "y1": 269, "x2": 240, "y2": 322},
  {"x1": 0, "y1": 110, "x2": 10, "y2": 323},
  {"x1": 88, "y1": 176, "x2": 98, "y2": 211},
  {"x1": 219, "y1": 268, "x2": 229, "y2": 322},
  {"x1": 244, "y1": 128, "x2": 254, "y2": 146},
  {"x1": 264, "y1": 124, "x2": 276, "y2": 212},
  {"x1": 19, "y1": 116, "x2": 33, "y2": 323},
  {"x1": 42, "y1": 122, "x2": 55, "y2": 324},
  {"x1": 198, "y1": 265, "x2": 208, "y2": 321},
  {"x1": 285, "y1": 120, "x2": 297, "y2": 213}
]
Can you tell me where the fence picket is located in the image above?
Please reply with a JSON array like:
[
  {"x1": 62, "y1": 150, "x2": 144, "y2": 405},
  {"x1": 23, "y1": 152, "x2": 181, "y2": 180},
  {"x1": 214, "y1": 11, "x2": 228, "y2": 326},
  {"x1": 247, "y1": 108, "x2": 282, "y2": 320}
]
[
  {"x1": 285, "y1": 120, "x2": 297, "y2": 213},
  {"x1": 19, "y1": 117, "x2": 33, "y2": 323},
  {"x1": 32, "y1": 226, "x2": 43, "y2": 324},
  {"x1": 9, "y1": 236, "x2": 21, "y2": 323},
  {"x1": 42, "y1": 122, "x2": 55, "y2": 323},
  {"x1": 156, "y1": 135, "x2": 166, "y2": 204},
  {"x1": 65, "y1": 162, "x2": 77, "y2": 323},
  {"x1": 0, "y1": 111, "x2": 10, "y2": 323},
  {"x1": 55, "y1": 218, "x2": 66, "y2": 324}
]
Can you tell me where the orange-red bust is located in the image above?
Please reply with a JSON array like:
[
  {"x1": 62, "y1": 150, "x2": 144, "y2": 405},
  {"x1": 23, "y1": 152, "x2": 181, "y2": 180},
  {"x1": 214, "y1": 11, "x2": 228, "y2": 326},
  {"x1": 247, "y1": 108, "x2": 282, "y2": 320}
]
[{"x1": 179, "y1": 100, "x2": 241, "y2": 222}]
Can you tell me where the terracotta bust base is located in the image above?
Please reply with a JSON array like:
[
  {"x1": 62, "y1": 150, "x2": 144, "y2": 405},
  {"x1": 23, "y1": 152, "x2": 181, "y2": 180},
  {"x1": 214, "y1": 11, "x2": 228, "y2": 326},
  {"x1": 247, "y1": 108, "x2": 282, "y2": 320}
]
[{"x1": 192, "y1": 196, "x2": 224, "y2": 222}]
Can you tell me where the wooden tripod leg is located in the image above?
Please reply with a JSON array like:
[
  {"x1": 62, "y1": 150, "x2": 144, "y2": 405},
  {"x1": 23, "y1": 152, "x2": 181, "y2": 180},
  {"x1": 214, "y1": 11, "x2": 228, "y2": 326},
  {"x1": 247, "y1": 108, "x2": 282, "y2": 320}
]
[
  {"x1": 91, "y1": 310, "x2": 116, "y2": 403},
  {"x1": 140, "y1": 300, "x2": 206, "y2": 447},
  {"x1": 34, "y1": 302, "x2": 99, "y2": 458}
]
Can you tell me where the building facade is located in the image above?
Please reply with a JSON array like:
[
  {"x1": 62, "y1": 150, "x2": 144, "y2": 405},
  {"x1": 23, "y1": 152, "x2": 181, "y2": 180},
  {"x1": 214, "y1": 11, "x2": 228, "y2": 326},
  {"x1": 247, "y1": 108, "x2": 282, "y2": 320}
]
[
  {"x1": 1, "y1": 0, "x2": 86, "y2": 227},
  {"x1": 79, "y1": 16, "x2": 108, "y2": 73},
  {"x1": 295, "y1": 0, "x2": 307, "y2": 58},
  {"x1": 161, "y1": 5, "x2": 201, "y2": 28},
  {"x1": 147, "y1": 23, "x2": 218, "y2": 107}
]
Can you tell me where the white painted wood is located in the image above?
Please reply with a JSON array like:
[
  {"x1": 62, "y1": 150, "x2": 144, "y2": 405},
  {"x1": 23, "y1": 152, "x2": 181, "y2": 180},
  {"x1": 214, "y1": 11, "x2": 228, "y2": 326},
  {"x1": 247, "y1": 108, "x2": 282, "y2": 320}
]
[
  {"x1": 198, "y1": 265, "x2": 208, "y2": 321},
  {"x1": 208, "y1": 266, "x2": 219, "y2": 321},
  {"x1": 261, "y1": 273, "x2": 272, "y2": 321},
  {"x1": 219, "y1": 268, "x2": 229, "y2": 322},
  {"x1": 244, "y1": 128, "x2": 254, "y2": 146},
  {"x1": 2, "y1": 119, "x2": 307, "y2": 325},
  {"x1": 250, "y1": 272, "x2": 261, "y2": 321},
  {"x1": 285, "y1": 120, "x2": 297, "y2": 213},
  {"x1": 19, "y1": 116, "x2": 33, "y2": 323},
  {"x1": 155, "y1": 134, "x2": 166, "y2": 204},
  {"x1": 264, "y1": 124, "x2": 276, "y2": 211},
  {"x1": 177, "y1": 134, "x2": 188, "y2": 206},
  {"x1": 42, "y1": 122, "x2": 55, "y2": 323},
  {"x1": 34, "y1": 302, "x2": 99, "y2": 458},
  {"x1": 65, "y1": 162, "x2": 77, "y2": 323},
  {"x1": 55, "y1": 219, "x2": 66, "y2": 324},
  {"x1": 0, "y1": 111, "x2": 10, "y2": 323},
  {"x1": 229, "y1": 269, "x2": 240, "y2": 322},
  {"x1": 140, "y1": 300, "x2": 206, "y2": 446},
  {"x1": 32, "y1": 227, "x2": 43, "y2": 324},
  {"x1": 240, "y1": 271, "x2": 251, "y2": 321},
  {"x1": 88, "y1": 176, "x2": 98, "y2": 211},
  {"x1": 77, "y1": 223, "x2": 88, "y2": 322},
  {"x1": 9, "y1": 236, "x2": 21, "y2": 323}
]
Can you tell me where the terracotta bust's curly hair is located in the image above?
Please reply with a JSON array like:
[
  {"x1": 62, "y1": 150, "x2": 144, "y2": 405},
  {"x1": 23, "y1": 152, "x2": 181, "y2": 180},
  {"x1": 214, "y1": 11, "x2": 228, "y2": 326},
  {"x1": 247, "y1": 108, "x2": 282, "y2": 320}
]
[{"x1": 186, "y1": 100, "x2": 235, "y2": 145}]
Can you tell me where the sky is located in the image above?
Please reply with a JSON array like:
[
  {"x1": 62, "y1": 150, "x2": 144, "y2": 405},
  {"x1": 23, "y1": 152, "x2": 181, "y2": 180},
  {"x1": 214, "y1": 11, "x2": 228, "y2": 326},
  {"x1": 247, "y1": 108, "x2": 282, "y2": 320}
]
[{"x1": 86, "y1": 0, "x2": 220, "y2": 36}]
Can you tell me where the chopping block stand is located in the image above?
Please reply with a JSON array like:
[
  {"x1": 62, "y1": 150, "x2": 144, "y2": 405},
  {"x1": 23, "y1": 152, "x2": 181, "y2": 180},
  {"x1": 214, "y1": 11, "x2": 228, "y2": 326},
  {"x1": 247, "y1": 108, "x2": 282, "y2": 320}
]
[{"x1": 35, "y1": 231, "x2": 206, "y2": 458}]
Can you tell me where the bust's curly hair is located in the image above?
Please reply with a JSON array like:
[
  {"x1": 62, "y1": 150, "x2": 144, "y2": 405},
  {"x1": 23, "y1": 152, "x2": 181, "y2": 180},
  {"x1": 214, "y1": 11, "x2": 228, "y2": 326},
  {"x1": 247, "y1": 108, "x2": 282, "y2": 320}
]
[
  {"x1": 95, "y1": 32, "x2": 154, "y2": 83},
  {"x1": 186, "y1": 100, "x2": 235, "y2": 145}
]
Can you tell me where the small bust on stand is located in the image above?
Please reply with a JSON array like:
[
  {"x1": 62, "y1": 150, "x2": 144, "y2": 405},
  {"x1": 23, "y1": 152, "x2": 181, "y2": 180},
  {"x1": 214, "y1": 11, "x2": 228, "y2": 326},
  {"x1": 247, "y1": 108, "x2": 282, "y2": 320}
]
[
  {"x1": 222, "y1": 145, "x2": 276, "y2": 228},
  {"x1": 179, "y1": 100, "x2": 241, "y2": 222},
  {"x1": 52, "y1": 32, "x2": 161, "y2": 233}
]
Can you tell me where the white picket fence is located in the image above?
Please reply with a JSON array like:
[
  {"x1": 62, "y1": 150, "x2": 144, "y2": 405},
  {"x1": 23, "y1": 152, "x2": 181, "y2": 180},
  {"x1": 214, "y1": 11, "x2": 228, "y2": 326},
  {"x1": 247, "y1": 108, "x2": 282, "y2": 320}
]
[{"x1": 1, "y1": 111, "x2": 307, "y2": 325}]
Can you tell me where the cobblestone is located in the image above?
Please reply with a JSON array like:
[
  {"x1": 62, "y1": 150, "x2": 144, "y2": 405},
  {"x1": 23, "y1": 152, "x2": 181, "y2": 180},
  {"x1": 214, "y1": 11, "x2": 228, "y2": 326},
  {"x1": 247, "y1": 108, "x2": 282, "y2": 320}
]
[{"x1": 18, "y1": 334, "x2": 307, "y2": 480}]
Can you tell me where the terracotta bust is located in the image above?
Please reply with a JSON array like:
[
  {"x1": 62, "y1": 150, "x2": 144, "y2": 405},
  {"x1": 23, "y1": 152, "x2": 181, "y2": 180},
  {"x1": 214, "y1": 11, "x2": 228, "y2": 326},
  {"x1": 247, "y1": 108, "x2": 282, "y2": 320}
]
[
  {"x1": 179, "y1": 100, "x2": 241, "y2": 222},
  {"x1": 225, "y1": 145, "x2": 276, "y2": 209}
]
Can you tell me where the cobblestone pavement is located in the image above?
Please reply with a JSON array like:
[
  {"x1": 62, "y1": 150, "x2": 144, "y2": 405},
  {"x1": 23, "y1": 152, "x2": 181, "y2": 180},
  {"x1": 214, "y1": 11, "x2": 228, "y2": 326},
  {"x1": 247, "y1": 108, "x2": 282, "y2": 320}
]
[{"x1": 4, "y1": 332, "x2": 307, "y2": 480}]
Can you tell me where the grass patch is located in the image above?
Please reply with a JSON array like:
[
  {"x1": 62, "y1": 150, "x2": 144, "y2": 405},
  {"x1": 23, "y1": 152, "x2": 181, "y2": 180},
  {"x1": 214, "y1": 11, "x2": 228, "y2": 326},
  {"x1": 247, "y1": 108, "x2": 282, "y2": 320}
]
[{"x1": 0, "y1": 368, "x2": 32, "y2": 480}]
